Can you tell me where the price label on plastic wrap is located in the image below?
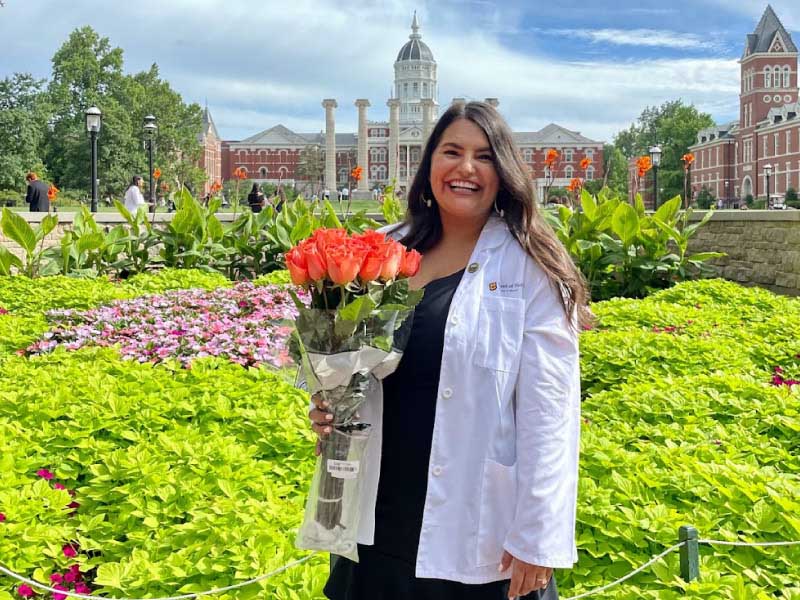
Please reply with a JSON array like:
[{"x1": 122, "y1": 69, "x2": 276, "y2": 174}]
[{"x1": 327, "y1": 460, "x2": 360, "y2": 479}]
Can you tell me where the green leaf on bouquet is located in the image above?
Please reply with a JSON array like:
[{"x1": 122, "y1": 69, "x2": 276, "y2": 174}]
[
  {"x1": 335, "y1": 294, "x2": 377, "y2": 338},
  {"x1": 366, "y1": 281, "x2": 385, "y2": 306},
  {"x1": 382, "y1": 278, "x2": 424, "y2": 308}
]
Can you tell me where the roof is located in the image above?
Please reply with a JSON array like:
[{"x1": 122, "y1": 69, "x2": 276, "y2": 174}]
[
  {"x1": 199, "y1": 107, "x2": 219, "y2": 141},
  {"x1": 396, "y1": 11, "x2": 435, "y2": 62},
  {"x1": 240, "y1": 124, "x2": 312, "y2": 146},
  {"x1": 743, "y1": 5, "x2": 797, "y2": 57},
  {"x1": 513, "y1": 123, "x2": 601, "y2": 145}
]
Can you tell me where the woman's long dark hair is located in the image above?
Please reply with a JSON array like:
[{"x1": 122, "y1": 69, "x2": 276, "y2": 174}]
[
  {"x1": 125, "y1": 175, "x2": 142, "y2": 192},
  {"x1": 401, "y1": 100, "x2": 592, "y2": 330}
]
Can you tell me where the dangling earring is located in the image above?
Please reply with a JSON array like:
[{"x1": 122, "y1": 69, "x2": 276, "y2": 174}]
[
  {"x1": 494, "y1": 198, "x2": 504, "y2": 218},
  {"x1": 423, "y1": 196, "x2": 432, "y2": 208}
]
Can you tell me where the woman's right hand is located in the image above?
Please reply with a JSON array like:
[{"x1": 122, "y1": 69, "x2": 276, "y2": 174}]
[{"x1": 308, "y1": 393, "x2": 333, "y2": 456}]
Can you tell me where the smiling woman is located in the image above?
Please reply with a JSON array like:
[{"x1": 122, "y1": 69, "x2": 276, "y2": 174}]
[{"x1": 313, "y1": 101, "x2": 591, "y2": 600}]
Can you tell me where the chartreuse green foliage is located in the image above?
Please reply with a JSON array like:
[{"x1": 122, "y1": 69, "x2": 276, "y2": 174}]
[{"x1": 1, "y1": 273, "x2": 799, "y2": 599}]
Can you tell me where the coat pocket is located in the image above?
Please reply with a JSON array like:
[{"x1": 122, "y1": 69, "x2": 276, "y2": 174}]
[
  {"x1": 474, "y1": 295, "x2": 524, "y2": 373},
  {"x1": 476, "y1": 458, "x2": 517, "y2": 567}
]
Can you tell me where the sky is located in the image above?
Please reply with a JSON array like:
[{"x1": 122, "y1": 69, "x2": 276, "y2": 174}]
[{"x1": 1, "y1": 0, "x2": 798, "y2": 144}]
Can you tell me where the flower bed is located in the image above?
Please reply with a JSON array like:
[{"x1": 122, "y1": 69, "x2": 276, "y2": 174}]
[{"x1": 0, "y1": 274, "x2": 798, "y2": 599}]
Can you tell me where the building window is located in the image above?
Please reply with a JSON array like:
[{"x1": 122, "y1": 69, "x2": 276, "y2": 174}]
[
  {"x1": 586, "y1": 167, "x2": 595, "y2": 181},
  {"x1": 370, "y1": 148, "x2": 379, "y2": 161},
  {"x1": 787, "y1": 131, "x2": 792, "y2": 154},
  {"x1": 775, "y1": 133, "x2": 779, "y2": 156},
  {"x1": 413, "y1": 82, "x2": 418, "y2": 97},
  {"x1": 564, "y1": 165, "x2": 574, "y2": 178},
  {"x1": 585, "y1": 149, "x2": 594, "y2": 159},
  {"x1": 763, "y1": 136, "x2": 768, "y2": 157},
  {"x1": 565, "y1": 149, "x2": 573, "y2": 162},
  {"x1": 523, "y1": 148, "x2": 532, "y2": 162},
  {"x1": 379, "y1": 148, "x2": 387, "y2": 161},
  {"x1": 378, "y1": 166, "x2": 387, "y2": 180},
  {"x1": 764, "y1": 66, "x2": 772, "y2": 88},
  {"x1": 338, "y1": 168, "x2": 348, "y2": 183},
  {"x1": 422, "y1": 82, "x2": 428, "y2": 98},
  {"x1": 403, "y1": 83, "x2": 409, "y2": 97},
  {"x1": 279, "y1": 150, "x2": 288, "y2": 162},
  {"x1": 783, "y1": 66, "x2": 791, "y2": 88},
  {"x1": 259, "y1": 167, "x2": 267, "y2": 179},
  {"x1": 716, "y1": 146, "x2": 719, "y2": 166},
  {"x1": 370, "y1": 165, "x2": 379, "y2": 179}
]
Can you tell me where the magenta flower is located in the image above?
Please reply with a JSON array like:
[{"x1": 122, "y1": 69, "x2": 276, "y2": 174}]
[
  {"x1": 774, "y1": 366, "x2": 784, "y2": 374},
  {"x1": 68, "y1": 501, "x2": 80, "y2": 510},
  {"x1": 62, "y1": 544, "x2": 77, "y2": 558},
  {"x1": 36, "y1": 469, "x2": 54, "y2": 480},
  {"x1": 17, "y1": 585, "x2": 35, "y2": 598},
  {"x1": 49, "y1": 574, "x2": 63, "y2": 584},
  {"x1": 0, "y1": 512, "x2": 5, "y2": 522},
  {"x1": 63, "y1": 571, "x2": 77, "y2": 584},
  {"x1": 74, "y1": 583, "x2": 91, "y2": 595},
  {"x1": 0, "y1": 307, "x2": 8, "y2": 315},
  {"x1": 52, "y1": 584, "x2": 67, "y2": 600},
  {"x1": 54, "y1": 482, "x2": 66, "y2": 490}
]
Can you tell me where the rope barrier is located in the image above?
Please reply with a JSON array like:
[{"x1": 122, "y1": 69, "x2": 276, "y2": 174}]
[
  {"x1": 2, "y1": 534, "x2": 799, "y2": 600},
  {"x1": 0, "y1": 554, "x2": 317, "y2": 600},
  {"x1": 561, "y1": 542, "x2": 684, "y2": 600}
]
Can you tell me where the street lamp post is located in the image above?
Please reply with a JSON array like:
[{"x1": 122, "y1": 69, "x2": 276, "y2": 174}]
[
  {"x1": 85, "y1": 107, "x2": 102, "y2": 213},
  {"x1": 649, "y1": 145, "x2": 662, "y2": 209},
  {"x1": 143, "y1": 115, "x2": 157, "y2": 212},
  {"x1": 764, "y1": 163, "x2": 773, "y2": 209},
  {"x1": 724, "y1": 180, "x2": 729, "y2": 208}
]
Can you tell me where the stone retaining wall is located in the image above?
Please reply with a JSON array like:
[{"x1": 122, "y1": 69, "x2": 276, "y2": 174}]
[
  {"x1": 686, "y1": 210, "x2": 800, "y2": 296},
  {"x1": 3, "y1": 210, "x2": 800, "y2": 296}
]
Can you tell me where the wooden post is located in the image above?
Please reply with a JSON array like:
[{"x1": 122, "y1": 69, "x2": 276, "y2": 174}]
[{"x1": 679, "y1": 525, "x2": 700, "y2": 582}]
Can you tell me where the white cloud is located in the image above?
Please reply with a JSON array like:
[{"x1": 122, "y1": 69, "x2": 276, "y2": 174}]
[
  {"x1": 0, "y1": 0, "x2": 746, "y2": 144},
  {"x1": 544, "y1": 28, "x2": 721, "y2": 50}
]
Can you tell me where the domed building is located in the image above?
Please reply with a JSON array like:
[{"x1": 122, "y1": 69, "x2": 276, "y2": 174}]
[{"x1": 218, "y1": 13, "x2": 604, "y2": 200}]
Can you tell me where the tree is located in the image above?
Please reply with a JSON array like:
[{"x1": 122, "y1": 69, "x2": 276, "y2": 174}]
[
  {"x1": 612, "y1": 100, "x2": 714, "y2": 202},
  {"x1": 0, "y1": 74, "x2": 49, "y2": 190},
  {"x1": 600, "y1": 144, "x2": 628, "y2": 196},
  {"x1": 295, "y1": 145, "x2": 325, "y2": 196}
]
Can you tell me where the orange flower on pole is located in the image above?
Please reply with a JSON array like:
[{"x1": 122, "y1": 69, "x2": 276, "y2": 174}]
[
  {"x1": 579, "y1": 157, "x2": 592, "y2": 170},
  {"x1": 681, "y1": 153, "x2": 695, "y2": 171},
  {"x1": 544, "y1": 149, "x2": 559, "y2": 167},
  {"x1": 636, "y1": 156, "x2": 653, "y2": 178},
  {"x1": 153, "y1": 167, "x2": 162, "y2": 180},
  {"x1": 47, "y1": 184, "x2": 59, "y2": 202},
  {"x1": 351, "y1": 165, "x2": 363, "y2": 183},
  {"x1": 567, "y1": 177, "x2": 583, "y2": 193},
  {"x1": 233, "y1": 167, "x2": 247, "y2": 180}
]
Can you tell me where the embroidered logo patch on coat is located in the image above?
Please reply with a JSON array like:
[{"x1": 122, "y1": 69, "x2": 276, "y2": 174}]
[{"x1": 488, "y1": 282, "x2": 497, "y2": 291}]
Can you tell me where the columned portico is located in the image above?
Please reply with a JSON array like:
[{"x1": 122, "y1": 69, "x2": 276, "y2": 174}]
[{"x1": 388, "y1": 99, "x2": 400, "y2": 185}]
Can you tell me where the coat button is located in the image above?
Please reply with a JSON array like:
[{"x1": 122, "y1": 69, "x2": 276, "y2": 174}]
[
  {"x1": 450, "y1": 315, "x2": 459, "y2": 325},
  {"x1": 467, "y1": 262, "x2": 479, "y2": 273},
  {"x1": 442, "y1": 388, "x2": 453, "y2": 399},
  {"x1": 432, "y1": 466, "x2": 443, "y2": 476}
]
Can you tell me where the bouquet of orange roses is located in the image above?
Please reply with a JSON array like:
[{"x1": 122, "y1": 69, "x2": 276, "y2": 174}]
[{"x1": 285, "y1": 227, "x2": 422, "y2": 561}]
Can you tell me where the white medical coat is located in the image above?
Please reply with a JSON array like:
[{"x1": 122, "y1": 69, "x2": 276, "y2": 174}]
[{"x1": 353, "y1": 215, "x2": 582, "y2": 583}]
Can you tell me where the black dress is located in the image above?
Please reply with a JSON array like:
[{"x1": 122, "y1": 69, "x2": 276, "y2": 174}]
[{"x1": 324, "y1": 269, "x2": 558, "y2": 600}]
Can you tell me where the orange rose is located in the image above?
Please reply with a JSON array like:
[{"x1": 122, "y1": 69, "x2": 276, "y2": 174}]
[
  {"x1": 355, "y1": 230, "x2": 386, "y2": 250},
  {"x1": 359, "y1": 248, "x2": 384, "y2": 282},
  {"x1": 579, "y1": 157, "x2": 592, "y2": 170},
  {"x1": 326, "y1": 239, "x2": 368, "y2": 285},
  {"x1": 380, "y1": 240, "x2": 405, "y2": 281},
  {"x1": 400, "y1": 249, "x2": 421, "y2": 277},
  {"x1": 300, "y1": 238, "x2": 328, "y2": 280},
  {"x1": 285, "y1": 247, "x2": 309, "y2": 286}
]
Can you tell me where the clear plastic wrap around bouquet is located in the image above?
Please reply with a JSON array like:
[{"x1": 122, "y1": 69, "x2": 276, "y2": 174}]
[{"x1": 285, "y1": 228, "x2": 423, "y2": 562}]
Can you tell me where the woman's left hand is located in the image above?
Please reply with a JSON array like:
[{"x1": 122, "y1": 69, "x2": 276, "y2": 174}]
[{"x1": 499, "y1": 551, "x2": 552, "y2": 598}]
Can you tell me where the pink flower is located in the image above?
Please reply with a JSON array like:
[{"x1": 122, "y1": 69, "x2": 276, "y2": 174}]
[
  {"x1": 74, "y1": 583, "x2": 91, "y2": 595},
  {"x1": 0, "y1": 307, "x2": 8, "y2": 315},
  {"x1": 68, "y1": 501, "x2": 80, "y2": 510},
  {"x1": 52, "y1": 584, "x2": 67, "y2": 600},
  {"x1": 771, "y1": 375, "x2": 784, "y2": 386},
  {"x1": 63, "y1": 571, "x2": 77, "y2": 584},
  {"x1": 774, "y1": 366, "x2": 784, "y2": 373},
  {"x1": 54, "y1": 482, "x2": 66, "y2": 490},
  {"x1": 62, "y1": 544, "x2": 77, "y2": 558},
  {"x1": 36, "y1": 469, "x2": 54, "y2": 480},
  {"x1": 49, "y1": 574, "x2": 63, "y2": 584},
  {"x1": 0, "y1": 513, "x2": 5, "y2": 522},
  {"x1": 17, "y1": 585, "x2": 35, "y2": 597}
]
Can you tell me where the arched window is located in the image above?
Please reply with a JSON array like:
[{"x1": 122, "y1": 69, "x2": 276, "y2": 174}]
[
  {"x1": 586, "y1": 167, "x2": 595, "y2": 181},
  {"x1": 565, "y1": 165, "x2": 574, "y2": 179},
  {"x1": 379, "y1": 148, "x2": 387, "y2": 162},
  {"x1": 399, "y1": 165, "x2": 407, "y2": 178},
  {"x1": 238, "y1": 166, "x2": 248, "y2": 177},
  {"x1": 259, "y1": 167, "x2": 267, "y2": 179},
  {"x1": 370, "y1": 165, "x2": 379, "y2": 178},
  {"x1": 378, "y1": 166, "x2": 387, "y2": 180},
  {"x1": 764, "y1": 66, "x2": 772, "y2": 88},
  {"x1": 338, "y1": 168, "x2": 348, "y2": 183},
  {"x1": 413, "y1": 82, "x2": 418, "y2": 97},
  {"x1": 783, "y1": 66, "x2": 791, "y2": 88},
  {"x1": 279, "y1": 150, "x2": 288, "y2": 162},
  {"x1": 370, "y1": 148, "x2": 379, "y2": 161},
  {"x1": 411, "y1": 147, "x2": 420, "y2": 162},
  {"x1": 279, "y1": 166, "x2": 288, "y2": 179},
  {"x1": 565, "y1": 149, "x2": 574, "y2": 162}
]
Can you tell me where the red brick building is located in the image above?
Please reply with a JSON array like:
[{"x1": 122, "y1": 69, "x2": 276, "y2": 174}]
[
  {"x1": 690, "y1": 5, "x2": 799, "y2": 207},
  {"x1": 198, "y1": 107, "x2": 221, "y2": 195},
  {"x1": 213, "y1": 15, "x2": 603, "y2": 201}
]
